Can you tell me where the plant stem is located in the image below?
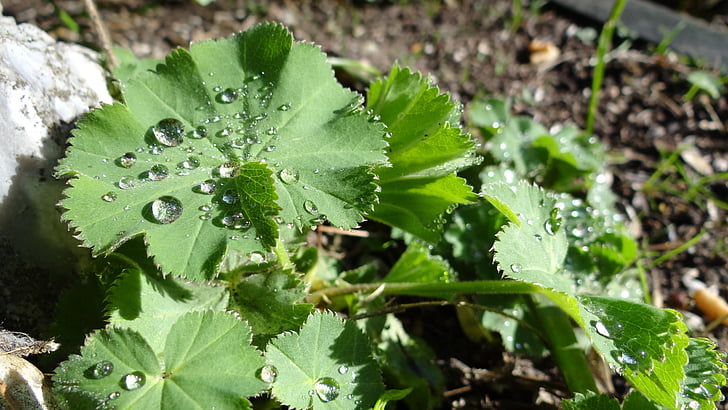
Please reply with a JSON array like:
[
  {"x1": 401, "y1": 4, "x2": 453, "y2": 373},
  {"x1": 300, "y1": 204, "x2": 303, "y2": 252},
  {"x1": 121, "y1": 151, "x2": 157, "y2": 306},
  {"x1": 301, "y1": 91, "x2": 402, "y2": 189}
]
[
  {"x1": 274, "y1": 238, "x2": 293, "y2": 271},
  {"x1": 526, "y1": 294, "x2": 598, "y2": 394},
  {"x1": 585, "y1": 0, "x2": 626, "y2": 137},
  {"x1": 652, "y1": 229, "x2": 706, "y2": 266}
]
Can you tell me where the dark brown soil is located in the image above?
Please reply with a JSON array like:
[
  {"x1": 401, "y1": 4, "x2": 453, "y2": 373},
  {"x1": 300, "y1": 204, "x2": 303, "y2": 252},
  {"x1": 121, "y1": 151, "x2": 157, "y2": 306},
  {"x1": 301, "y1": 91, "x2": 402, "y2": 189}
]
[{"x1": 2, "y1": 0, "x2": 727, "y2": 408}]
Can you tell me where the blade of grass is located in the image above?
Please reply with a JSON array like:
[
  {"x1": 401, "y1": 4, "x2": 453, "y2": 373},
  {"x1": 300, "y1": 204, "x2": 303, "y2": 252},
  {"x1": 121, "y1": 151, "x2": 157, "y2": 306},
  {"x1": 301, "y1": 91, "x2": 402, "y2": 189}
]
[
  {"x1": 652, "y1": 229, "x2": 707, "y2": 266},
  {"x1": 585, "y1": 0, "x2": 627, "y2": 137}
]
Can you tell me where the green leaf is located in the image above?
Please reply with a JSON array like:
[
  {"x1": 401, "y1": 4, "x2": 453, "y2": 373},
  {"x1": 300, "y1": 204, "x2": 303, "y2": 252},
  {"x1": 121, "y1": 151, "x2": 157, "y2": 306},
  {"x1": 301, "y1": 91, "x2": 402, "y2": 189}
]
[
  {"x1": 563, "y1": 391, "x2": 620, "y2": 410},
  {"x1": 266, "y1": 311, "x2": 384, "y2": 409},
  {"x1": 577, "y1": 296, "x2": 689, "y2": 409},
  {"x1": 373, "y1": 388, "x2": 412, "y2": 410},
  {"x1": 53, "y1": 311, "x2": 266, "y2": 409},
  {"x1": 485, "y1": 181, "x2": 573, "y2": 294},
  {"x1": 106, "y1": 259, "x2": 229, "y2": 352},
  {"x1": 686, "y1": 71, "x2": 723, "y2": 99},
  {"x1": 679, "y1": 337, "x2": 727, "y2": 409},
  {"x1": 383, "y1": 242, "x2": 453, "y2": 283},
  {"x1": 367, "y1": 63, "x2": 479, "y2": 242},
  {"x1": 231, "y1": 269, "x2": 314, "y2": 346},
  {"x1": 56, "y1": 22, "x2": 387, "y2": 280}
]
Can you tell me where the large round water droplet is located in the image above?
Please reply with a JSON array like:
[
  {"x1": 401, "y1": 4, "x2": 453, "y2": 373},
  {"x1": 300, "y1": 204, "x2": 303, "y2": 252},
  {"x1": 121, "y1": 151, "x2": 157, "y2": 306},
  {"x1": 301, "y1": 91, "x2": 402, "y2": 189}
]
[
  {"x1": 217, "y1": 88, "x2": 238, "y2": 104},
  {"x1": 88, "y1": 361, "x2": 114, "y2": 379},
  {"x1": 509, "y1": 264, "x2": 522, "y2": 273},
  {"x1": 148, "y1": 164, "x2": 169, "y2": 181},
  {"x1": 118, "y1": 176, "x2": 135, "y2": 190},
  {"x1": 120, "y1": 372, "x2": 145, "y2": 391},
  {"x1": 117, "y1": 152, "x2": 137, "y2": 168},
  {"x1": 313, "y1": 377, "x2": 340, "y2": 403},
  {"x1": 151, "y1": 196, "x2": 183, "y2": 224},
  {"x1": 257, "y1": 365, "x2": 278, "y2": 384},
  {"x1": 303, "y1": 200, "x2": 318, "y2": 214},
  {"x1": 279, "y1": 168, "x2": 299, "y2": 184},
  {"x1": 152, "y1": 118, "x2": 184, "y2": 147},
  {"x1": 101, "y1": 192, "x2": 117, "y2": 202}
]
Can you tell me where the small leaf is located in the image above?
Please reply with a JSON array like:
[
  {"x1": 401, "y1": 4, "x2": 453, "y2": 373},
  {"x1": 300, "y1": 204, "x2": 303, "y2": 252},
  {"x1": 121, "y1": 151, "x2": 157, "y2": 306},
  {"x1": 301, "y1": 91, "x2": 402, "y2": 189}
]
[
  {"x1": 56, "y1": 22, "x2": 387, "y2": 280},
  {"x1": 485, "y1": 181, "x2": 573, "y2": 294},
  {"x1": 232, "y1": 269, "x2": 313, "y2": 346},
  {"x1": 577, "y1": 295, "x2": 689, "y2": 409},
  {"x1": 106, "y1": 258, "x2": 229, "y2": 352},
  {"x1": 373, "y1": 388, "x2": 412, "y2": 410},
  {"x1": 53, "y1": 312, "x2": 266, "y2": 409},
  {"x1": 367, "y1": 63, "x2": 479, "y2": 242},
  {"x1": 679, "y1": 337, "x2": 727, "y2": 409},
  {"x1": 384, "y1": 242, "x2": 453, "y2": 283},
  {"x1": 562, "y1": 391, "x2": 620, "y2": 410},
  {"x1": 686, "y1": 71, "x2": 723, "y2": 99},
  {"x1": 266, "y1": 311, "x2": 384, "y2": 409}
]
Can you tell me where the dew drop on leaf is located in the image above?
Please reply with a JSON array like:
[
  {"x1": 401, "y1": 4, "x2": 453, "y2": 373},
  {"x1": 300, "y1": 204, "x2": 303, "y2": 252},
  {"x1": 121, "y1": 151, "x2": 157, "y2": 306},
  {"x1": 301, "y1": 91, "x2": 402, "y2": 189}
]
[
  {"x1": 279, "y1": 168, "x2": 299, "y2": 184},
  {"x1": 152, "y1": 118, "x2": 184, "y2": 147},
  {"x1": 337, "y1": 365, "x2": 348, "y2": 375},
  {"x1": 189, "y1": 125, "x2": 208, "y2": 139},
  {"x1": 222, "y1": 190, "x2": 238, "y2": 204},
  {"x1": 218, "y1": 162, "x2": 239, "y2": 178},
  {"x1": 249, "y1": 252, "x2": 265, "y2": 264},
  {"x1": 197, "y1": 179, "x2": 217, "y2": 195},
  {"x1": 88, "y1": 361, "x2": 114, "y2": 379},
  {"x1": 178, "y1": 156, "x2": 200, "y2": 170},
  {"x1": 118, "y1": 176, "x2": 135, "y2": 190},
  {"x1": 303, "y1": 200, "x2": 319, "y2": 214},
  {"x1": 101, "y1": 192, "x2": 117, "y2": 202},
  {"x1": 509, "y1": 263, "x2": 522, "y2": 273},
  {"x1": 120, "y1": 372, "x2": 145, "y2": 391},
  {"x1": 151, "y1": 196, "x2": 183, "y2": 224},
  {"x1": 256, "y1": 365, "x2": 278, "y2": 384},
  {"x1": 148, "y1": 164, "x2": 169, "y2": 181},
  {"x1": 544, "y1": 208, "x2": 562, "y2": 235},
  {"x1": 117, "y1": 152, "x2": 137, "y2": 168},
  {"x1": 277, "y1": 104, "x2": 291, "y2": 111},
  {"x1": 217, "y1": 88, "x2": 238, "y2": 104},
  {"x1": 106, "y1": 392, "x2": 120, "y2": 401},
  {"x1": 313, "y1": 377, "x2": 340, "y2": 403},
  {"x1": 594, "y1": 321, "x2": 611, "y2": 338}
]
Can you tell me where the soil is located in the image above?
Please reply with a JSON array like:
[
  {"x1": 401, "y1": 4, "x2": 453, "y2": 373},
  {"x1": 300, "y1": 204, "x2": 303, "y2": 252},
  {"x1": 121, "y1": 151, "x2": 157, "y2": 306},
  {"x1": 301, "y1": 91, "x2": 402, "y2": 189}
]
[{"x1": 2, "y1": 0, "x2": 727, "y2": 408}]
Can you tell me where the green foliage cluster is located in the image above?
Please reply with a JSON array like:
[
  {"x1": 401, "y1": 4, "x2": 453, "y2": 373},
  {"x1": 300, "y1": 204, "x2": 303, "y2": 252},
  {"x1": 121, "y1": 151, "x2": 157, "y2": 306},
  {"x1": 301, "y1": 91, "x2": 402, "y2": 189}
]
[{"x1": 49, "y1": 22, "x2": 725, "y2": 409}]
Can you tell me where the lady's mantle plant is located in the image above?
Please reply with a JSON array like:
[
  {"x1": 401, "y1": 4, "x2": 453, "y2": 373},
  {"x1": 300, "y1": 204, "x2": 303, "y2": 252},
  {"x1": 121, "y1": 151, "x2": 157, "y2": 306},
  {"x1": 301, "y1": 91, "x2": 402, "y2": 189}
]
[{"x1": 50, "y1": 22, "x2": 725, "y2": 409}]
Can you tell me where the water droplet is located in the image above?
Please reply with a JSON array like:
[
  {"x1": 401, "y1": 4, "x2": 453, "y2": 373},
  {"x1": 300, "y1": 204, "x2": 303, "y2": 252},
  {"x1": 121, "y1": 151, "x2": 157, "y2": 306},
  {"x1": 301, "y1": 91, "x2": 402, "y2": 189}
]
[
  {"x1": 533, "y1": 234, "x2": 543, "y2": 242},
  {"x1": 313, "y1": 377, "x2": 340, "y2": 403},
  {"x1": 120, "y1": 371, "x2": 145, "y2": 391},
  {"x1": 106, "y1": 392, "x2": 120, "y2": 401},
  {"x1": 151, "y1": 196, "x2": 183, "y2": 224},
  {"x1": 279, "y1": 168, "x2": 299, "y2": 184},
  {"x1": 222, "y1": 190, "x2": 238, "y2": 204},
  {"x1": 618, "y1": 352, "x2": 638, "y2": 366},
  {"x1": 152, "y1": 118, "x2": 184, "y2": 147},
  {"x1": 337, "y1": 365, "x2": 348, "y2": 375},
  {"x1": 217, "y1": 88, "x2": 238, "y2": 104},
  {"x1": 199, "y1": 213, "x2": 211, "y2": 220},
  {"x1": 257, "y1": 365, "x2": 278, "y2": 384},
  {"x1": 218, "y1": 127, "x2": 234, "y2": 137},
  {"x1": 189, "y1": 125, "x2": 208, "y2": 139},
  {"x1": 249, "y1": 252, "x2": 265, "y2": 264},
  {"x1": 544, "y1": 208, "x2": 562, "y2": 235},
  {"x1": 266, "y1": 127, "x2": 277, "y2": 135},
  {"x1": 688, "y1": 400, "x2": 701, "y2": 409},
  {"x1": 594, "y1": 321, "x2": 610, "y2": 338},
  {"x1": 101, "y1": 192, "x2": 117, "y2": 202},
  {"x1": 218, "y1": 162, "x2": 239, "y2": 178},
  {"x1": 509, "y1": 264, "x2": 522, "y2": 273},
  {"x1": 303, "y1": 200, "x2": 318, "y2": 214},
  {"x1": 115, "y1": 176, "x2": 135, "y2": 190},
  {"x1": 118, "y1": 152, "x2": 137, "y2": 168},
  {"x1": 265, "y1": 145, "x2": 276, "y2": 152},
  {"x1": 178, "y1": 156, "x2": 200, "y2": 170},
  {"x1": 277, "y1": 104, "x2": 291, "y2": 111},
  {"x1": 148, "y1": 164, "x2": 169, "y2": 181},
  {"x1": 88, "y1": 361, "x2": 114, "y2": 379},
  {"x1": 198, "y1": 179, "x2": 217, "y2": 194}
]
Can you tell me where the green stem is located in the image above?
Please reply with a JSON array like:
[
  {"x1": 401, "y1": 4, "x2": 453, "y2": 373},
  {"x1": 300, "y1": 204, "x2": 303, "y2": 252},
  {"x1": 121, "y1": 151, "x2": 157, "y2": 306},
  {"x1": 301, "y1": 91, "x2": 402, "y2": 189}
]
[
  {"x1": 652, "y1": 229, "x2": 706, "y2": 266},
  {"x1": 274, "y1": 238, "x2": 293, "y2": 271},
  {"x1": 526, "y1": 294, "x2": 598, "y2": 394},
  {"x1": 585, "y1": 0, "x2": 627, "y2": 136}
]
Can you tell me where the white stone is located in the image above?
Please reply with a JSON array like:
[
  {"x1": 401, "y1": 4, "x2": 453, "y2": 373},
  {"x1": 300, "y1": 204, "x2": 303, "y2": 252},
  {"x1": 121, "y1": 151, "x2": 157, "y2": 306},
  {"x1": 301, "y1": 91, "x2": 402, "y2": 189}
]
[{"x1": 0, "y1": 15, "x2": 112, "y2": 270}]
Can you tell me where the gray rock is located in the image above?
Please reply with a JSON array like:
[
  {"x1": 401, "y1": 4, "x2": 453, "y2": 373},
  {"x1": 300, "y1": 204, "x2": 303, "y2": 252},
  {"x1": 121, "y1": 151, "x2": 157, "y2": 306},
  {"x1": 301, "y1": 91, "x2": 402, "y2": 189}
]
[{"x1": 0, "y1": 14, "x2": 112, "y2": 272}]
